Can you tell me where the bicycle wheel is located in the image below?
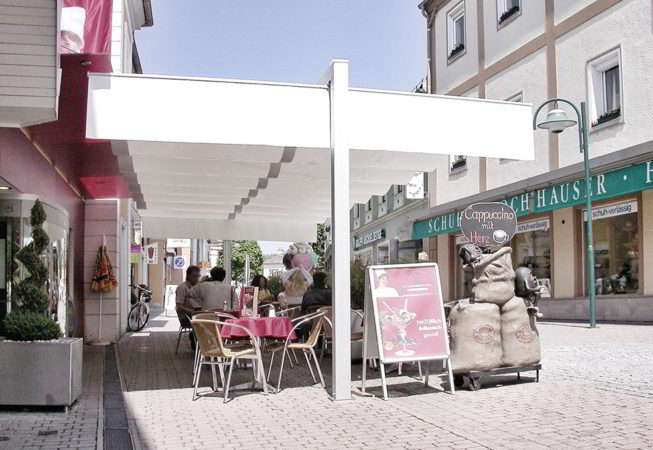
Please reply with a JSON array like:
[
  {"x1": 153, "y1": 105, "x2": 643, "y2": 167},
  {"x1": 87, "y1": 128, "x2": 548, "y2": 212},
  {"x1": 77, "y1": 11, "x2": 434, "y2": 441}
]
[{"x1": 128, "y1": 303, "x2": 149, "y2": 332}]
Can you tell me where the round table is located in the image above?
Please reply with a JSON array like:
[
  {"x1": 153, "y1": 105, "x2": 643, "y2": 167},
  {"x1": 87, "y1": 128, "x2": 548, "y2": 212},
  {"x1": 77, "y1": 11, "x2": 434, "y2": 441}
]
[{"x1": 221, "y1": 316, "x2": 296, "y2": 340}]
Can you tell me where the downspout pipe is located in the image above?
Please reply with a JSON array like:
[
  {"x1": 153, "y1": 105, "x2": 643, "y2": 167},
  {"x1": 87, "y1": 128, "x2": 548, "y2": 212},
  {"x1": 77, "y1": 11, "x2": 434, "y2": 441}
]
[{"x1": 418, "y1": 1, "x2": 436, "y2": 94}]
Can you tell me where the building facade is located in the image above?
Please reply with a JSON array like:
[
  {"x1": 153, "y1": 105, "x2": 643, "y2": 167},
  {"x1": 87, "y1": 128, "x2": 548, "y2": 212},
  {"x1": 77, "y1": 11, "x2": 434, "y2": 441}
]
[
  {"x1": 350, "y1": 173, "x2": 430, "y2": 265},
  {"x1": 415, "y1": 0, "x2": 653, "y2": 321},
  {"x1": 0, "y1": 0, "x2": 153, "y2": 342}
]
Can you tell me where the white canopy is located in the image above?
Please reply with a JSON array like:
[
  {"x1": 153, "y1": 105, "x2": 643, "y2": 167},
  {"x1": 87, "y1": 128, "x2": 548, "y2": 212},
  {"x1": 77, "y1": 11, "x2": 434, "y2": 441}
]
[
  {"x1": 85, "y1": 60, "x2": 535, "y2": 401},
  {"x1": 86, "y1": 68, "x2": 534, "y2": 242}
]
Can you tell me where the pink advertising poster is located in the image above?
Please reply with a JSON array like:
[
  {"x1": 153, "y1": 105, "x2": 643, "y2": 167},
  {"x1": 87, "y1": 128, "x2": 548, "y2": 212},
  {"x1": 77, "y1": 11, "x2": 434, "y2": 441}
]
[
  {"x1": 239, "y1": 286, "x2": 258, "y2": 314},
  {"x1": 369, "y1": 264, "x2": 448, "y2": 363}
]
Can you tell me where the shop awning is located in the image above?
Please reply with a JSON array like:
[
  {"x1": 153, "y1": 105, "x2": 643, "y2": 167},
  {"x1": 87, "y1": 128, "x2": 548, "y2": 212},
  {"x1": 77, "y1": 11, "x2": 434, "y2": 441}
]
[{"x1": 85, "y1": 66, "x2": 534, "y2": 242}]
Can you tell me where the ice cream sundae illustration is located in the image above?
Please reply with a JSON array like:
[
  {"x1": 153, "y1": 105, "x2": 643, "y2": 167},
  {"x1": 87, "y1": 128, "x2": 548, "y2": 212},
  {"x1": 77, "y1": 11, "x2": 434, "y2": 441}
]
[{"x1": 380, "y1": 299, "x2": 418, "y2": 356}]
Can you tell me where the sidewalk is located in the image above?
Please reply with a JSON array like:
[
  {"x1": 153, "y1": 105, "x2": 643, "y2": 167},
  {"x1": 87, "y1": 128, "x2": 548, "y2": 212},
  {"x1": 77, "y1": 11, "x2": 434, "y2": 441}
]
[
  {"x1": 0, "y1": 345, "x2": 103, "y2": 450},
  {"x1": 1, "y1": 314, "x2": 651, "y2": 449},
  {"x1": 117, "y1": 312, "x2": 652, "y2": 450}
]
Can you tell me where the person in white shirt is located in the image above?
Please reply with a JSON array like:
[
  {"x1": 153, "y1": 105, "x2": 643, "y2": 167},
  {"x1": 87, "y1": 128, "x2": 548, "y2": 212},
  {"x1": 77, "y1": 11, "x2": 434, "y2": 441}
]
[{"x1": 188, "y1": 266, "x2": 237, "y2": 311}]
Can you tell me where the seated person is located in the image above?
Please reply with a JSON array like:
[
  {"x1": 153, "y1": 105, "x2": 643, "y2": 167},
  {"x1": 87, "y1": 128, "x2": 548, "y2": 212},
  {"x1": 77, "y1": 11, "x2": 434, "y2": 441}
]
[
  {"x1": 188, "y1": 266, "x2": 237, "y2": 311},
  {"x1": 300, "y1": 272, "x2": 331, "y2": 315},
  {"x1": 295, "y1": 272, "x2": 331, "y2": 340},
  {"x1": 175, "y1": 265, "x2": 202, "y2": 349},
  {"x1": 251, "y1": 274, "x2": 274, "y2": 304}
]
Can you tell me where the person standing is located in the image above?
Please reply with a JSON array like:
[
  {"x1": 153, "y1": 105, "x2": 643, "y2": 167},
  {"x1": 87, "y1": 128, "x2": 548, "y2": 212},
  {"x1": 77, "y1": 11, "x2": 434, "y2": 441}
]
[{"x1": 188, "y1": 266, "x2": 237, "y2": 311}]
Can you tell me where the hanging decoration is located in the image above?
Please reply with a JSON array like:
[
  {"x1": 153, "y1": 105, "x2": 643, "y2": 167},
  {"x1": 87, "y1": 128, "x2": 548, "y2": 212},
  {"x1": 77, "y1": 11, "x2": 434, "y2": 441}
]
[{"x1": 91, "y1": 235, "x2": 118, "y2": 293}]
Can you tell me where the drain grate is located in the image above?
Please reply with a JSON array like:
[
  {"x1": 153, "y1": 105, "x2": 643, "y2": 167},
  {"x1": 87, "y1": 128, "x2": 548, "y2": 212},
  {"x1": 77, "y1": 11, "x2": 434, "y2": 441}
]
[{"x1": 37, "y1": 430, "x2": 58, "y2": 436}]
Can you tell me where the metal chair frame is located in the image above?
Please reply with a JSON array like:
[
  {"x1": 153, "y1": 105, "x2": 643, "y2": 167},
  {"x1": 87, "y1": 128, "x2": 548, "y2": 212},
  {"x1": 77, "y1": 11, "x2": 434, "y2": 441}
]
[
  {"x1": 267, "y1": 311, "x2": 327, "y2": 390},
  {"x1": 191, "y1": 319, "x2": 268, "y2": 403},
  {"x1": 191, "y1": 311, "x2": 237, "y2": 378},
  {"x1": 175, "y1": 312, "x2": 193, "y2": 354}
]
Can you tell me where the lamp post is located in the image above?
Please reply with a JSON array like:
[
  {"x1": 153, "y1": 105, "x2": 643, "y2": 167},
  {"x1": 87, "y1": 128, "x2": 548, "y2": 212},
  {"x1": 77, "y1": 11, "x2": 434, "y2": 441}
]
[{"x1": 533, "y1": 99, "x2": 596, "y2": 328}]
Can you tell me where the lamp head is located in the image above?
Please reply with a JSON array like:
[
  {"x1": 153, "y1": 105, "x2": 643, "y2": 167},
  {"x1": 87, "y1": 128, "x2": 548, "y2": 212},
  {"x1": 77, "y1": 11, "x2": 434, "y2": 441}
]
[{"x1": 537, "y1": 108, "x2": 577, "y2": 134}]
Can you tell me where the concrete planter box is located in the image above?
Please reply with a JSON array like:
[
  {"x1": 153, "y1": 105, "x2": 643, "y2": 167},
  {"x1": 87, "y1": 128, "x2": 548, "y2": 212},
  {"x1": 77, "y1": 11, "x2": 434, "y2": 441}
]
[{"x1": 0, "y1": 338, "x2": 83, "y2": 407}]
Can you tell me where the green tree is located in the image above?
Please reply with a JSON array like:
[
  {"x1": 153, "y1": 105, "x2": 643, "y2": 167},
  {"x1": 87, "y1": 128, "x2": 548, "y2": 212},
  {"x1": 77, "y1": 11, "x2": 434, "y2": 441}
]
[
  {"x1": 218, "y1": 240, "x2": 264, "y2": 283},
  {"x1": 310, "y1": 223, "x2": 327, "y2": 270}
]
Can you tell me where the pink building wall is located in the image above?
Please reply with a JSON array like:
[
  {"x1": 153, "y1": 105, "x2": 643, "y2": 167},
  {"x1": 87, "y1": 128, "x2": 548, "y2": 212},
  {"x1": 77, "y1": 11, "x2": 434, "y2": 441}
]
[{"x1": 0, "y1": 128, "x2": 86, "y2": 337}]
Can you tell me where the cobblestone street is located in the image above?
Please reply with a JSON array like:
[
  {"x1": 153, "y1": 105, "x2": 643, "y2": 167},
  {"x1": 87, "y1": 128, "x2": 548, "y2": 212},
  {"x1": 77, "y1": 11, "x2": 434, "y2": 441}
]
[{"x1": 1, "y1": 313, "x2": 651, "y2": 449}]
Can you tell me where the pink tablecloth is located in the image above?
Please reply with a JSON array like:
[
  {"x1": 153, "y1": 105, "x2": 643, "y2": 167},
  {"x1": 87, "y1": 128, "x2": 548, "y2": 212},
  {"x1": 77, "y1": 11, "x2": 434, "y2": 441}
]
[{"x1": 221, "y1": 317, "x2": 296, "y2": 340}]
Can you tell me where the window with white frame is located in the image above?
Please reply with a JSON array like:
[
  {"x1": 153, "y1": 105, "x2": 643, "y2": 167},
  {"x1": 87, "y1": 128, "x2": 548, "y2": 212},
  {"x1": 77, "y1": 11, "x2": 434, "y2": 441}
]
[
  {"x1": 447, "y1": 2, "x2": 465, "y2": 60},
  {"x1": 450, "y1": 155, "x2": 467, "y2": 172},
  {"x1": 587, "y1": 48, "x2": 622, "y2": 128},
  {"x1": 380, "y1": 195, "x2": 386, "y2": 204},
  {"x1": 497, "y1": 0, "x2": 520, "y2": 25},
  {"x1": 365, "y1": 199, "x2": 372, "y2": 212},
  {"x1": 500, "y1": 93, "x2": 523, "y2": 163},
  {"x1": 394, "y1": 185, "x2": 404, "y2": 195}
]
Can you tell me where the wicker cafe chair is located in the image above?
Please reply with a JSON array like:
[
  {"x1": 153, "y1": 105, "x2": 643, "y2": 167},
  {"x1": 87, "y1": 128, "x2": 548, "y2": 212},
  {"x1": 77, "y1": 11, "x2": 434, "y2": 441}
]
[
  {"x1": 190, "y1": 312, "x2": 237, "y2": 379},
  {"x1": 266, "y1": 311, "x2": 327, "y2": 390},
  {"x1": 175, "y1": 313, "x2": 194, "y2": 354},
  {"x1": 191, "y1": 319, "x2": 268, "y2": 403}
]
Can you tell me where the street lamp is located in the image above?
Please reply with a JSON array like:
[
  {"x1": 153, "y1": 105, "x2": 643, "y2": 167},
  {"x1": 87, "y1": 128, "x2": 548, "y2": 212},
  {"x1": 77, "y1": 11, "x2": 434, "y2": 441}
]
[{"x1": 533, "y1": 99, "x2": 596, "y2": 328}]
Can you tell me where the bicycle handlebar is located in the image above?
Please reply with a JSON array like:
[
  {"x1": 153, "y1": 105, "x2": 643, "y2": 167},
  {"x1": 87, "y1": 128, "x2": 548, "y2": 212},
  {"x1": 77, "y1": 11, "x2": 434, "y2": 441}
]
[{"x1": 130, "y1": 284, "x2": 152, "y2": 294}]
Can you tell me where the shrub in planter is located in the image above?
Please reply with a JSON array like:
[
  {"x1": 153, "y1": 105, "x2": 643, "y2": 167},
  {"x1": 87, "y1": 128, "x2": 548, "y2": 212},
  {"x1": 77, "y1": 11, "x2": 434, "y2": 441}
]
[
  {"x1": 350, "y1": 260, "x2": 367, "y2": 310},
  {"x1": 4, "y1": 310, "x2": 61, "y2": 341},
  {"x1": 3, "y1": 199, "x2": 60, "y2": 336}
]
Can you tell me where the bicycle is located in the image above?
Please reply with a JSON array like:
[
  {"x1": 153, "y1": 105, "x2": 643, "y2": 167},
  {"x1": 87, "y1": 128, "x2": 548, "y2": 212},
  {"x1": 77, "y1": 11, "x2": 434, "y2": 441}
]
[{"x1": 128, "y1": 284, "x2": 152, "y2": 332}]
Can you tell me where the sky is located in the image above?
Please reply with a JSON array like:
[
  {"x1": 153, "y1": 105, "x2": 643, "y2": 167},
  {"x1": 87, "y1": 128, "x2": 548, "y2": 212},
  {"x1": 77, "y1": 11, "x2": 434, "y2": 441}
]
[
  {"x1": 135, "y1": 0, "x2": 427, "y2": 90},
  {"x1": 134, "y1": 1, "x2": 427, "y2": 256}
]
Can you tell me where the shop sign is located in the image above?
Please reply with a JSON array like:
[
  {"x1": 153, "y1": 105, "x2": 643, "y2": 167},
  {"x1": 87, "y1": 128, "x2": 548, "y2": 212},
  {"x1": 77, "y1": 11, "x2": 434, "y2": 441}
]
[
  {"x1": 130, "y1": 245, "x2": 141, "y2": 264},
  {"x1": 516, "y1": 218, "x2": 550, "y2": 234},
  {"x1": 173, "y1": 256, "x2": 186, "y2": 269},
  {"x1": 413, "y1": 159, "x2": 653, "y2": 239},
  {"x1": 583, "y1": 200, "x2": 638, "y2": 221},
  {"x1": 167, "y1": 238, "x2": 191, "y2": 248},
  {"x1": 460, "y1": 202, "x2": 517, "y2": 247},
  {"x1": 143, "y1": 243, "x2": 158, "y2": 264},
  {"x1": 354, "y1": 228, "x2": 385, "y2": 250},
  {"x1": 406, "y1": 172, "x2": 425, "y2": 199},
  {"x1": 455, "y1": 218, "x2": 550, "y2": 246},
  {"x1": 0, "y1": 200, "x2": 19, "y2": 217}
]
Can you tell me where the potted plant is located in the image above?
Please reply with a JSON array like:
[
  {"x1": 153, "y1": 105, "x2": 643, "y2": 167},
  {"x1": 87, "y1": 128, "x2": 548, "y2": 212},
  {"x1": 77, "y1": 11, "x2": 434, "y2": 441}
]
[{"x1": 0, "y1": 200, "x2": 83, "y2": 407}]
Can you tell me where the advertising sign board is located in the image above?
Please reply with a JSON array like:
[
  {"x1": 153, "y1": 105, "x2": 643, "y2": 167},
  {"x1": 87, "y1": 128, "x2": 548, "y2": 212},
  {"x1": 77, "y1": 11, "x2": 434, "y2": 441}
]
[
  {"x1": 239, "y1": 286, "x2": 259, "y2": 316},
  {"x1": 361, "y1": 263, "x2": 454, "y2": 399},
  {"x1": 460, "y1": 202, "x2": 517, "y2": 247},
  {"x1": 143, "y1": 243, "x2": 158, "y2": 264}
]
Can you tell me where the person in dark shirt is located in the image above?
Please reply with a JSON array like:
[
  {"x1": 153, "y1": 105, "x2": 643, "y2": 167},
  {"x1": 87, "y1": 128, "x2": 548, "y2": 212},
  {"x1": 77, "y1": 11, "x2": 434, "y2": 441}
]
[{"x1": 300, "y1": 272, "x2": 331, "y2": 315}]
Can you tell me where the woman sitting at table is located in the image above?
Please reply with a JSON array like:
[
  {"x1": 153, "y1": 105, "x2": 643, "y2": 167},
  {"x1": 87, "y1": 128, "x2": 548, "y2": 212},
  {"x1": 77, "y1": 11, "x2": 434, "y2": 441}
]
[
  {"x1": 278, "y1": 268, "x2": 312, "y2": 308},
  {"x1": 251, "y1": 275, "x2": 274, "y2": 304}
]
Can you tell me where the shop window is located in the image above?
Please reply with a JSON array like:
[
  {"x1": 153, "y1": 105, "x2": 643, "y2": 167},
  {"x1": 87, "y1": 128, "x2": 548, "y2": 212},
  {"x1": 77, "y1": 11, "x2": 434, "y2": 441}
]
[
  {"x1": 497, "y1": 0, "x2": 520, "y2": 26},
  {"x1": 450, "y1": 155, "x2": 467, "y2": 173},
  {"x1": 511, "y1": 220, "x2": 552, "y2": 297},
  {"x1": 377, "y1": 244, "x2": 389, "y2": 264},
  {"x1": 587, "y1": 48, "x2": 622, "y2": 129},
  {"x1": 397, "y1": 239, "x2": 423, "y2": 264},
  {"x1": 447, "y1": 2, "x2": 466, "y2": 62},
  {"x1": 584, "y1": 202, "x2": 639, "y2": 295}
]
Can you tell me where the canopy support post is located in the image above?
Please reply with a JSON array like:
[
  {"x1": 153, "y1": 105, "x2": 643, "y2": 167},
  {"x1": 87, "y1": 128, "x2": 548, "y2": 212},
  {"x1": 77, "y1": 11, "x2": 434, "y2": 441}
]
[
  {"x1": 223, "y1": 240, "x2": 233, "y2": 305},
  {"x1": 323, "y1": 59, "x2": 352, "y2": 401}
]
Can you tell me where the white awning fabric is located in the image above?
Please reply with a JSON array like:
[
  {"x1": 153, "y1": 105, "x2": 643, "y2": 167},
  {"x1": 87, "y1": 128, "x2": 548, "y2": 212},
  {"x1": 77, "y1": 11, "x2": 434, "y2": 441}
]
[{"x1": 86, "y1": 69, "x2": 535, "y2": 242}]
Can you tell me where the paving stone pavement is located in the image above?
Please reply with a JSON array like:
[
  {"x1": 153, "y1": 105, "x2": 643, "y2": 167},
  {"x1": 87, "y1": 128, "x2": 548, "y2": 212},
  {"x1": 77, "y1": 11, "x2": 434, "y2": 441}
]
[
  {"x1": 115, "y1": 313, "x2": 652, "y2": 450},
  {"x1": 0, "y1": 345, "x2": 103, "y2": 450},
  {"x1": 1, "y1": 315, "x2": 651, "y2": 450}
]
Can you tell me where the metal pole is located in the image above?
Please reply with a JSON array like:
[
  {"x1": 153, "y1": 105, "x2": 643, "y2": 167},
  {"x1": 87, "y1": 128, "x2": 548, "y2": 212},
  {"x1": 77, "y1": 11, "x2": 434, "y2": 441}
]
[
  {"x1": 322, "y1": 59, "x2": 352, "y2": 400},
  {"x1": 580, "y1": 102, "x2": 597, "y2": 328}
]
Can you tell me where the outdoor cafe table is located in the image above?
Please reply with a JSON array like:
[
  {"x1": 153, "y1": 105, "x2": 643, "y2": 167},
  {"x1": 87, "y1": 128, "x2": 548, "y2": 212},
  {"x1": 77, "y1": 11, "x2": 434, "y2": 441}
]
[{"x1": 220, "y1": 316, "x2": 297, "y2": 340}]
